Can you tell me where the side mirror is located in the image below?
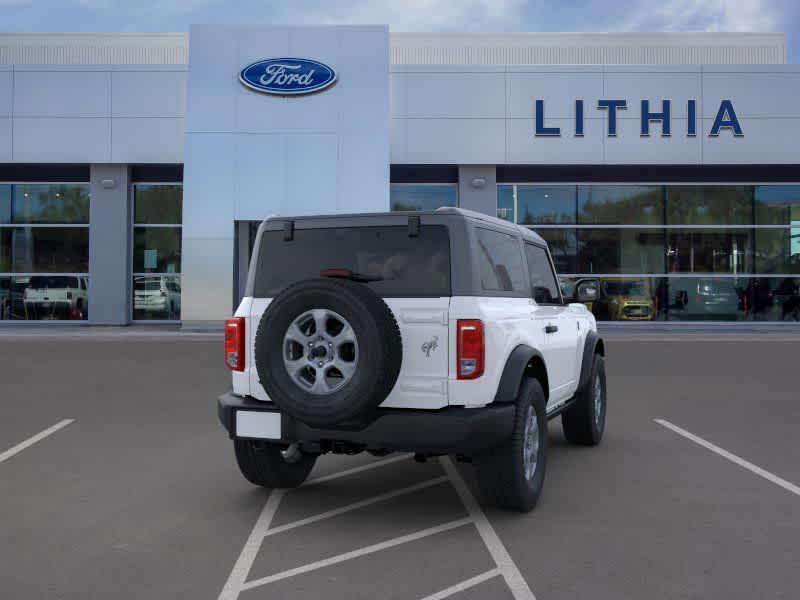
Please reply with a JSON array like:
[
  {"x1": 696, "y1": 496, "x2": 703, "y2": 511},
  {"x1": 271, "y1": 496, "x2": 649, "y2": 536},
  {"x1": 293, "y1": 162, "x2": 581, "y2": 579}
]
[{"x1": 574, "y1": 278, "x2": 600, "y2": 303}]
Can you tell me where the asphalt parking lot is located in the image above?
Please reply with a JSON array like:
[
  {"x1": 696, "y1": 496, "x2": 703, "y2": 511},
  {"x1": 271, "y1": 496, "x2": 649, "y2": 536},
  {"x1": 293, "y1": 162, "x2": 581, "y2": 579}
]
[{"x1": 1, "y1": 330, "x2": 799, "y2": 600}]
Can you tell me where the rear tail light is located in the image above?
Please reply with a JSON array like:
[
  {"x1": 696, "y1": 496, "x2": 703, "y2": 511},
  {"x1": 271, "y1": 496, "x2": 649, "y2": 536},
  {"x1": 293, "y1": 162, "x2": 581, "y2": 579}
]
[
  {"x1": 160, "y1": 288, "x2": 167, "y2": 297},
  {"x1": 66, "y1": 290, "x2": 72, "y2": 300},
  {"x1": 457, "y1": 319, "x2": 484, "y2": 380},
  {"x1": 224, "y1": 317, "x2": 246, "y2": 371}
]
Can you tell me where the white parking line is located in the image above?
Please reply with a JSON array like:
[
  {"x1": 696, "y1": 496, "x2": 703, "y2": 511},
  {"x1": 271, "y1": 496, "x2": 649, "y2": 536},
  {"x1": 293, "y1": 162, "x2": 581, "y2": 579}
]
[
  {"x1": 217, "y1": 453, "x2": 415, "y2": 600},
  {"x1": 655, "y1": 418, "x2": 800, "y2": 498},
  {"x1": 218, "y1": 488, "x2": 286, "y2": 600},
  {"x1": 439, "y1": 457, "x2": 537, "y2": 600},
  {"x1": 240, "y1": 518, "x2": 473, "y2": 591},
  {"x1": 263, "y1": 476, "x2": 449, "y2": 538},
  {"x1": 0, "y1": 419, "x2": 75, "y2": 464},
  {"x1": 304, "y1": 453, "x2": 412, "y2": 486},
  {"x1": 418, "y1": 568, "x2": 501, "y2": 600}
]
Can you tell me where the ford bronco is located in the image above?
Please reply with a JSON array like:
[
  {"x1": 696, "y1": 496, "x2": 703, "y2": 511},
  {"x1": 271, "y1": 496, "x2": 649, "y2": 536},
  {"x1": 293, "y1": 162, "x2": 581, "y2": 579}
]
[{"x1": 218, "y1": 208, "x2": 606, "y2": 511}]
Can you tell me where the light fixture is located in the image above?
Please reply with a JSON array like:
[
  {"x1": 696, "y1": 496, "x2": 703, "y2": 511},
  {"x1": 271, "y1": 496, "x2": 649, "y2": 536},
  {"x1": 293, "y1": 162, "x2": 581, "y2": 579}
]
[
  {"x1": 101, "y1": 178, "x2": 116, "y2": 189},
  {"x1": 470, "y1": 177, "x2": 487, "y2": 189}
]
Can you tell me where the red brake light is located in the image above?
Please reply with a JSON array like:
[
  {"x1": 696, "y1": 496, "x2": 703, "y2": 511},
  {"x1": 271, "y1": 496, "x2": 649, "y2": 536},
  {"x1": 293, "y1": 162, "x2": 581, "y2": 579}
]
[
  {"x1": 224, "y1": 317, "x2": 246, "y2": 371},
  {"x1": 457, "y1": 319, "x2": 484, "y2": 380}
]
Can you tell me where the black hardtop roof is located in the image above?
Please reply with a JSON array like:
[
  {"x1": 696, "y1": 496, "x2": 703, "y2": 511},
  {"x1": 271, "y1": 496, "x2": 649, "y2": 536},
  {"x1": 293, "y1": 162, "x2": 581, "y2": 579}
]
[{"x1": 260, "y1": 207, "x2": 547, "y2": 246}]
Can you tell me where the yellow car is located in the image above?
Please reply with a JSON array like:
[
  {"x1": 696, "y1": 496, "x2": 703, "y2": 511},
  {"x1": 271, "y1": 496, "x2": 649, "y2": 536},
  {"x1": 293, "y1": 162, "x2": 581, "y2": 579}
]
[{"x1": 593, "y1": 278, "x2": 655, "y2": 321}]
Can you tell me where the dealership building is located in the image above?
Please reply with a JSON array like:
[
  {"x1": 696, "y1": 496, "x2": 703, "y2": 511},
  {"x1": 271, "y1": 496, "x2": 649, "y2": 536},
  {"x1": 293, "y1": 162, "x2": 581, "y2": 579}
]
[{"x1": 0, "y1": 28, "x2": 798, "y2": 327}]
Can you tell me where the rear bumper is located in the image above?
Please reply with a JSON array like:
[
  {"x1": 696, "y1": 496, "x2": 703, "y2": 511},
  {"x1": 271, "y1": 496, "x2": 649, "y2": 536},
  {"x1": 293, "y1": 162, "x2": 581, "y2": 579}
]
[{"x1": 217, "y1": 392, "x2": 514, "y2": 455}]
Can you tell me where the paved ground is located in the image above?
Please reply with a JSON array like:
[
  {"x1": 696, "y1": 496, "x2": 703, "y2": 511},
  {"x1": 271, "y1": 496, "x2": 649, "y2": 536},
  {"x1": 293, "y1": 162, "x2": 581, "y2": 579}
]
[{"x1": 1, "y1": 332, "x2": 799, "y2": 599}]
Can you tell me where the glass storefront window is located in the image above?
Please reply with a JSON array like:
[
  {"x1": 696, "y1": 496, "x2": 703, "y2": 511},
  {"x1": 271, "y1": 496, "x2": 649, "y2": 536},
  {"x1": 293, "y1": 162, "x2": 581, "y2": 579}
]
[
  {"x1": 133, "y1": 228, "x2": 181, "y2": 273},
  {"x1": 747, "y1": 277, "x2": 800, "y2": 321},
  {"x1": 497, "y1": 184, "x2": 577, "y2": 224},
  {"x1": 577, "y1": 229, "x2": 665, "y2": 274},
  {"x1": 535, "y1": 229, "x2": 578, "y2": 274},
  {"x1": 755, "y1": 228, "x2": 800, "y2": 274},
  {"x1": 1, "y1": 275, "x2": 89, "y2": 321},
  {"x1": 133, "y1": 275, "x2": 181, "y2": 320},
  {"x1": 666, "y1": 229, "x2": 753, "y2": 274},
  {"x1": 1, "y1": 228, "x2": 89, "y2": 273},
  {"x1": 754, "y1": 185, "x2": 800, "y2": 225},
  {"x1": 390, "y1": 184, "x2": 457, "y2": 212},
  {"x1": 665, "y1": 277, "x2": 748, "y2": 321},
  {"x1": 578, "y1": 185, "x2": 663, "y2": 225},
  {"x1": 133, "y1": 185, "x2": 182, "y2": 225},
  {"x1": 497, "y1": 185, "x2": 514, "y2": 222},
  {"x1": 0, "y1": 183, "x2": 89, "y2": 321},
  {"x1": 559, "y1": 276, "x2": 668, "y2": 321},
  {"x1": 516, "y1": 185, "x2": 575, "y2": 224},
  {"x1": 132, "y1": 184, "x2": 183, "y2": 321},
  {"x1": 12, "y1": 184, "x2": 90, "y2": 224},
  {"x1": 666, "y1": 186, "x2": 752, "y2": 225},
  {"x1": 500, "y1": 183, "x2": 800, "y2": 321}
]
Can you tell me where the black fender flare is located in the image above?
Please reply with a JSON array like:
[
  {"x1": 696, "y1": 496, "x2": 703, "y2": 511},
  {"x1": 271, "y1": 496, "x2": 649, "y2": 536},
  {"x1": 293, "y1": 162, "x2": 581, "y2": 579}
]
[
  {"x1": 576, "y1": 330, "x2": 605, "y2": 393},
  {"x1": 493, "y1": 345, "x2": 548, "y2": 403}
]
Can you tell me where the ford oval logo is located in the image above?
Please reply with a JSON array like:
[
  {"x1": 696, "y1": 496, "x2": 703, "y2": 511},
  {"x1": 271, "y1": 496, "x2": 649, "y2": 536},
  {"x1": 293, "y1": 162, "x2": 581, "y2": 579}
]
[{"x1": 239, "y1": 58, "x2": 337, "y2": 96}]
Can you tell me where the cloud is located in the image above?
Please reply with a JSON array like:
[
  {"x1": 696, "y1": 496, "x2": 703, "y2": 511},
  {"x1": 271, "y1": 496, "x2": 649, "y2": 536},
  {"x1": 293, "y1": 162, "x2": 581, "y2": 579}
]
[
  {"x1": 622, "y1": 0, "x2": 780, "y2": 32},
  {"x1": 277, "y1": 0, "x2": 525, "y2": 31}
]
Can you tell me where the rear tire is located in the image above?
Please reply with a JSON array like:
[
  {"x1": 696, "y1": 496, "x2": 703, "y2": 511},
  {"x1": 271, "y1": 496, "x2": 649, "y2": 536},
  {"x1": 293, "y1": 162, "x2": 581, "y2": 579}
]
[
  {"x1": 474, "y1": 378, "x2": 548, "y2": 512},
  {"x1": 234, "y1": 440, "x2": 316, "y2": 488},
  {"x1": 562, "y1": 354, "x2": 606, "y2": 445}
]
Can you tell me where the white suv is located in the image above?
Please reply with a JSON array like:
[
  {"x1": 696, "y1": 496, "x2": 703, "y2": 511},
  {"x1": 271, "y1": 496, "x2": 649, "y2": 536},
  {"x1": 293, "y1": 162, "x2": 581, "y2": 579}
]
[{"x1": 218, "y1": 208, "x2": 606, "y2": 511}]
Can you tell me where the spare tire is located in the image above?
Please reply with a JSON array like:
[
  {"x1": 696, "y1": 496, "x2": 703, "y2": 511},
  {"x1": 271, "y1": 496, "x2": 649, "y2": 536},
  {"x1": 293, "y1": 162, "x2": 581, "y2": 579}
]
[{"x1": 254, "y1": 278, "x2": 402, "y2": 427}]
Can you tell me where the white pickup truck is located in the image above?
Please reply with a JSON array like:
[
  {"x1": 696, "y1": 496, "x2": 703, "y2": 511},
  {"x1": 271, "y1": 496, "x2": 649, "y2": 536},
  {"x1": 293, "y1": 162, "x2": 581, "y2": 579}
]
[
  {"x1": 23, "y1": 275, "x2": 88, "y2": 320},
  {"x1": 218, "y1": 208, "x2": 606, "y2": 511}
]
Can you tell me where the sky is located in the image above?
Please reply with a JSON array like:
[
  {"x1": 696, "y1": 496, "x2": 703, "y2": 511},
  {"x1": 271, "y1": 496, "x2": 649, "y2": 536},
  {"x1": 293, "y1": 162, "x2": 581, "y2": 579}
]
[{"x1": 0, "y1": 0, "x2": 797, "y2": 62}]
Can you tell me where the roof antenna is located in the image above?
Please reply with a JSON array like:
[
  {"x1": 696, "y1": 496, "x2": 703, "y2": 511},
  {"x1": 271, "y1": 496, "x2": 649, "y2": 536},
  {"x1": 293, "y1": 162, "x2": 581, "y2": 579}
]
[{"x1": 408, "y1": 215, "x2": 420, "y2": 237}]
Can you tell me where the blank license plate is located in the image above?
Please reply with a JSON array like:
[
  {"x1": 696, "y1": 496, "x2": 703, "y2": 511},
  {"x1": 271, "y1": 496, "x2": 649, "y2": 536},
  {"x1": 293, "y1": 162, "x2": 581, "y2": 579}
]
[{"x1": 235, "y1": 410, "x2": 282, "y2": 440}]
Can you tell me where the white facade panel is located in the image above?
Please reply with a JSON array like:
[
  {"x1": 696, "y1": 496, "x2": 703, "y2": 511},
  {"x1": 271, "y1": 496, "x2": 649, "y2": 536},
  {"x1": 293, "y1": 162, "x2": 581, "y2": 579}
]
[
  {"x1": 702, "y1": 118, "x2": 799, "y2": 164},
  {"x1": 403, "y1": 117, "x2": 505, "y2": 164},
  {"x1": 0, "y1": 69, "x2": 11, "y2": 117},
  {"x1": 506, "y1": 70, "x2": 603, "y2": 119},
  {"x1": 234, "y1": 134, "x2": 285, "y2": 221},
  {"x1": 507, "y1": 117, "x2": 605, "y2": 164},
  {"x1": 180, "y1": 237, "x2": 234, "y2": 327},
  {"x1": 182, "y1": 24, "x2": 389, "y2": 322},
  {"x1": 111, "y1": 117, "x2": 184, "y2": 163},
  {"x1": 402, "y1": 71, "x2": 505, "y2": 118},
  {"x1": 111, "y1": 70, "x2": 186, "y2": 117},
  {"x1": 285, "y1": 133, "x2": 339, "y2": 214},
  {"x1": 14, "y1": 70, "x2": 110, "y2": 117},
  {"x1": 701, "y1": 71, "x2": 800, "y2": 118},
  {"x1": 183, "y1": 132, "x2": 235, "y2": 238},
  {"x1": 13, "y1": 117, "x2": 111, "y2": 162},
  {"x1": 606, "y1": 118, "x2": 702, "y2": 164},
  {"x1": 183, "y1": 27, "x2": 238, "y2": 134},
  {"x1": 0, "y1": 118, "x2": 11, "y2": 160},
  {"x1": 390, "y1": 118, "x2": 406, "y2": 162},
  {"x1": 338, "y1": 134, "x2": 391, "y2": 214},
  {"x1": 604, "y1": 70, "x2": 701, "y2": 118}
]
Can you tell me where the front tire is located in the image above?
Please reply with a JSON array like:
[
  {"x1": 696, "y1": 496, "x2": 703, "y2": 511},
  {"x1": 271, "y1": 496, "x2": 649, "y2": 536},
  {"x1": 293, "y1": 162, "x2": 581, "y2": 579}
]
[
  {"x1": 562, "y1": 354, "x2": 606, "y2": 445},
  {"x1": 474, "y1": 379, "x2": 548, "y2": 512},
  {"x1": 234, "y1": 440, "x2": 316, "y2": 488}
]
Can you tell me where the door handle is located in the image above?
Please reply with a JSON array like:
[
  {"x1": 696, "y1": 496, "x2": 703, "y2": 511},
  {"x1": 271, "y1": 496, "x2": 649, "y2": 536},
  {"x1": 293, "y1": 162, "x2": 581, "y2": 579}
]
[{"x1": 545, "y1": 324, "x2": 558, "y2": 334}]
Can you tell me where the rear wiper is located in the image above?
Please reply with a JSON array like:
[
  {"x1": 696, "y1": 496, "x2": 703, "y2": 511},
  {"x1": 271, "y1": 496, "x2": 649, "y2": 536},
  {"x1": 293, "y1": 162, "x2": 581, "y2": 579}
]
[{"x1": 320, "y1": 268, "x2": 384, "y2": 283}]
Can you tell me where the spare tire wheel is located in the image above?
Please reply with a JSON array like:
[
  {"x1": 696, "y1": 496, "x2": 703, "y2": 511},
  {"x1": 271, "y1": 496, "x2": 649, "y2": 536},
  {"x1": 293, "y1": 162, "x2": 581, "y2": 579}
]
[{"x1": 254, "y1": 278, "x2": 402, "y2": 427}]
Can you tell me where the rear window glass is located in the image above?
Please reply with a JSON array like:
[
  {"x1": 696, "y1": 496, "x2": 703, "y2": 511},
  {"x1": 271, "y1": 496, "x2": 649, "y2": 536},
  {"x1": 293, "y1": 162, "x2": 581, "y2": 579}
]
[{"x1": 254, "y1": 225, "x2": 451, "y2": 297}]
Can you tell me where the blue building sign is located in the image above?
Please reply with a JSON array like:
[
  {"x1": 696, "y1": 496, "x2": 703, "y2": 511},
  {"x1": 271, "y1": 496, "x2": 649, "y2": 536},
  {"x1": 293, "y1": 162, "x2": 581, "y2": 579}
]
[
  {"x1": 239, "y1": 58, "x2": 337, "y2": 96},
  {"x1": 535, "y1": 98, "x2": 743, "y2": 138}
]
